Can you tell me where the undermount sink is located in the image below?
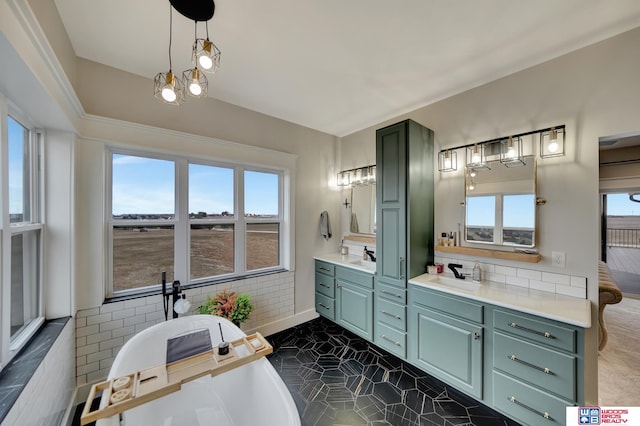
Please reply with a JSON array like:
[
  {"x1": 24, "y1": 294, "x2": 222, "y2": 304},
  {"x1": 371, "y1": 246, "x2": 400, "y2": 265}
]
[
  {"x1": 349, "y1": 259, "x2": 376, "y2": 271},
  {"x1": 427, "y1": 275, "x2": 481, "y2": 290}
]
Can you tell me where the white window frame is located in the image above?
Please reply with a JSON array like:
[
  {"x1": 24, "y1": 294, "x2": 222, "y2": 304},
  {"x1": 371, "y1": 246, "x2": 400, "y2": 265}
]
[
  {"x1": 0, "y1": 98, "x2": 45, "y2": 370},
  {"x1": 107, "y1": 149, "x2": 286, "y2": 297}
]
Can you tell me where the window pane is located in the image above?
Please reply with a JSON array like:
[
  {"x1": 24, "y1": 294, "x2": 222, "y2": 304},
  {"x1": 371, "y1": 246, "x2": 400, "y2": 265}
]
[
  {"x1": 244, "y1": 171, "x2": 278, "y2": 218},
  {"x1": 10, "y1": 232, "x2": 40, "y2": 339},
  {"x1": 112, "y1": 154, "x2": 175, "y2": 219},
  {"x1": 189, "y1": 164, "x2": 234, "y2": 217},
  {"x1": 113, "y1": 226, "x2": 174, "y2": 292},
  {"x1": 246, "y1": 223, "x2": 279, "y2": 270},
  {"x1": 503, "y1": 194, "x2": 535, "y2": 246},
  {"x1": 8, "y1": 117, "x2": 30, "y2": 223},
  {"x1": 466, "y1": 195, "x2": 495, "y2": 242},
  {"x1": 190, "y1": 224, "x2": 234, "y2": 279}
]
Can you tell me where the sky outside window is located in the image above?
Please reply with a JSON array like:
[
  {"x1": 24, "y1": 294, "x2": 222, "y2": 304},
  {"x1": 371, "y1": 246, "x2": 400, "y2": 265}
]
[
  {"x1": 466, "y1": 196, "x2": 495, "y2": 226},
  {"x1": 608, "y1": 193, "x2": 640, "y2": 215},
  {"x1": 112, "y1": 154, "x2": 175, "y2": 216},
  {"x1": 245, "y1": 170, "x2": 278, "y2": 217},
  {"x1": 503, "y1": 194, "x2": 535, "y2": 228},
  {"x1": 189, "y1": 164, "x2": 234, "y2": 215}
]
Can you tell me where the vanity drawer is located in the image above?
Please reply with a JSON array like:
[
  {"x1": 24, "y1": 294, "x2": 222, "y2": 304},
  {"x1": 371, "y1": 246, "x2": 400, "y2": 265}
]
[
  {"x1": 315, "y1": 272, "x2": 335, "y2": 298},
  {"x1": 493, "y1": 371, "x2": 571, "y2": 426},
  {"x1": 336, "y1": 266, "x2": 374, "y2": 288},
  {"x1": 494, "y1": 310, "x2": 576, "y2": 353},
  {"x1": 315, "y1": 292, "x2": 335, "y2": 320},
  {"x1": 494, "y1": 331, "x2": 576, "y2": 400},
  {"x1": 377, "y1": 281, "x2": 407, "y2": 304},
  {"x1": 410, "y1": 285, "x2": 483, "y2": 324},
  {"x1": 375, "y1": 321, "x2": 406, "y2": 358},
  {"x1": 315, "y1": 260, "x2": 335, "y2": 276},
  {"x1": 376, "y1": 297, "x2": 406, "y2": 331}
]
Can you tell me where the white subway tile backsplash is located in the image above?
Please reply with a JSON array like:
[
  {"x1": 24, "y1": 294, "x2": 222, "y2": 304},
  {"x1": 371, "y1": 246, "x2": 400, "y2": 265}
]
[
  {"x1": 505, "y1": 275, "x2": 530, "y2": 288},
  {"x1": 571, "y1": 276, "x2": 587, "y2": 288},
  {"x1": 517, "y1": 268, "x2": 541, "y2": 281},
  {"x1": 556, "y1": 284, "x2": 586, "y2": 298},
  {"x1": 530, "y1": 280, "x2": 556, "y2": 293},
  {"x1": 541, "y1": 272, "x2": 571, "y2": 285},
  {"x1": 494, "y1": 265, "x2": 517, "y2": 277},
  {"x1": 487, "y1": 272, "x2": 506, "y2": 284},
  {"x1": 74, "y1": 271, "x2": 296, "y2": 385}
]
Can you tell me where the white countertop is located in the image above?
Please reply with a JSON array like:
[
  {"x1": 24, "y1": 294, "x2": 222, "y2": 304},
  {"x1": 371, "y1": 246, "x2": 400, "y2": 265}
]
[
  {"x1": 314, "y1": 253, "x2": 376, "y2": 274},
  {"x1": 409, "y1": 273, "x2": 592, "y2": 328}
]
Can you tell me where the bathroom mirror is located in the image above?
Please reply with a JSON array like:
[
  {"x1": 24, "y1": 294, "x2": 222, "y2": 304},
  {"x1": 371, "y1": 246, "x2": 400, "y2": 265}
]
[
  {"x1": 464, "y1": 157, "x2": 536, "y2": 247},
  {"x1": 351, "y1": 184, "x2": 376, "y2": 234}
]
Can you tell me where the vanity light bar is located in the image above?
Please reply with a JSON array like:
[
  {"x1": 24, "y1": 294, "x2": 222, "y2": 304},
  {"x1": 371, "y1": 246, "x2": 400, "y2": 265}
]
[
  {"x1": 438, "y1": 124, "x2": 566, "y2": 172},
  {"x1": 337, "y1": 165, "x2": 376, "y2": 186}
]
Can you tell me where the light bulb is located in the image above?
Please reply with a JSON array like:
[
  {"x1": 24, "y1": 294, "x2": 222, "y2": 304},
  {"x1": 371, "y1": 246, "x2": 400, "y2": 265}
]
[
  {"x1": 162, "y1": 86, "x2": 177, "y2": 102},
  {"x1": 506, "y1": 139, "x2": 516, "y2": 158},
  {"x1": 444, "y1": 156, "x2": 452, "y2": 170},
  {"x1": 472, "y1": 149, "x2": 481, "y2": 164},
  {"x1": 189, "y1": 81, "x2": 202, "y2": 96},
  {"x1": 468, "y1": 181, "x2": 475, "y2": 191},
  {"x1": 547, "y1": 129, "x2": 559, "y2": 153},
  {"x1": 198, "y1": 54, "x2": 213, "y2": 70},
  {"x1": 469, "y1": 169, "x2": 476, "y2": 177}
]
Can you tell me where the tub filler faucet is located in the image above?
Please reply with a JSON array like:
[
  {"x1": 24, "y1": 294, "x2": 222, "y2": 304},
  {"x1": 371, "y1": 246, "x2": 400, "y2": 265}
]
[{"x1": 162, "y1": 271, "x2": 191, "y2": 320}]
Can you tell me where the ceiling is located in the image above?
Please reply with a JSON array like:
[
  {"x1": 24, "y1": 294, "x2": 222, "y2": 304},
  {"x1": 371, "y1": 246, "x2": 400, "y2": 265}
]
[{"x1": 54, "y1": 0, "x2": 640, "y2": 137}]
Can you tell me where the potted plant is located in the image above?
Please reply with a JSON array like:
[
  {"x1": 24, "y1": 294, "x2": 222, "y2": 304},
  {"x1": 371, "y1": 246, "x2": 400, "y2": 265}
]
[{"x1": 197, "y1": 288, "x2": 254, "y2": 326}]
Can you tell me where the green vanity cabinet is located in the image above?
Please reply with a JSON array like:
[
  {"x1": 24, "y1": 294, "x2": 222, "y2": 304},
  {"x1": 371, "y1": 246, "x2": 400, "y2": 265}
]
[
  {"x1": 408, "y1": 285, "x2": 484, "y2": 399},
  {"x1": 315, "y1": 260, "x2": 336, "y2": 320},
  {"x1": 336, "y1": 266, "x2": 374, "y2": 341},
  {"x1": 490, "y1": 308, "x2": 584, "y2": 426},
  {"x1": 375, "y1": 119, "x2": 434, "y2": 355}
]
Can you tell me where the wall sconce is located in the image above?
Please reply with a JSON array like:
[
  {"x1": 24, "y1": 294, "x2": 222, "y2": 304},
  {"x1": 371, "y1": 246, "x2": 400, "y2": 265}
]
[
  {"x1": 540, "y1": 127, "x2": 565, "y2": 158},
  {"x1": 438, "y1": 149, "x2": 457, "y2": 171},
  {"x1": 466, "y1": 144, "x2": 490, "y2": 170},
  {"x1": 500, "y1": 136, "x2": 526, "y2": 167},
  {"x1": 337, "y1": 165, "x2": 376, "y2": 187}
]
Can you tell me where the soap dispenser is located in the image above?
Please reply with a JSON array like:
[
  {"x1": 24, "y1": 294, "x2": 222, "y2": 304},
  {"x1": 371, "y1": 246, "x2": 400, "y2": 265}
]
[{"x1": 472, "y1": 261, "x2": 481, "y2": 283}]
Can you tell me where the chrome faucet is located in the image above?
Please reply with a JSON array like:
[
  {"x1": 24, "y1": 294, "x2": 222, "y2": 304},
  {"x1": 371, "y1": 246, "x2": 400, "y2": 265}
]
[
  {"x1": 364, "y1": 246, "x2": 376, "y2": 262},
  {"x1": 448, "y1": 263, "x2": 466, "y2": 280}
]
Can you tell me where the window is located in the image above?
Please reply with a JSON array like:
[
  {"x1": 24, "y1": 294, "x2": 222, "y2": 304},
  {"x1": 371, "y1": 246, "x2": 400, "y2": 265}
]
[
  {"x1": 466, "y1": 195, "x2": 496, "y2": 243},
  {"x1": 108, "y1": 151, "x2": 285, "y2": 296},
  {"x1": 2, "y1": 113, "x2": 44, "y2": 364}
]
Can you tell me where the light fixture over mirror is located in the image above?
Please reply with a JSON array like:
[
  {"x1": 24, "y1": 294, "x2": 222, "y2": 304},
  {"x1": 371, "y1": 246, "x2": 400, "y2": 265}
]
[
  {"x1": 500, "y1": 136, "x2": 526, "y2": 167},
  {"x1": 466, "y1": 143, "x2": 490, "y2": 170},
  {"x1": 540, "y1": 127, "x2": 565, "y2": 158},
  {"x1": 337, "y1": 165, "x2": 376, "y2": 187},
  {"x1": 154, "y1": 0, "x2": 221, "y2": 106},
  {"x1": 438, "y1": 149, "x2": 457, "y2": 171}
]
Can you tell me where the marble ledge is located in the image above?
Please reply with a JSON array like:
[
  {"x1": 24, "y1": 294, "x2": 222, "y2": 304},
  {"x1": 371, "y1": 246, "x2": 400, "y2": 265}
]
[{"x1": 409, "y1": 273, "x2": 591, "y2": 328}]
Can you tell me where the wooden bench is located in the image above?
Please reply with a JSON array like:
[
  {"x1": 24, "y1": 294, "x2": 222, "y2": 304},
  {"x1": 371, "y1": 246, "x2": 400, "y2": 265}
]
[{"x1": 598, "y1": 261, "x2": 623, "y2": 350}]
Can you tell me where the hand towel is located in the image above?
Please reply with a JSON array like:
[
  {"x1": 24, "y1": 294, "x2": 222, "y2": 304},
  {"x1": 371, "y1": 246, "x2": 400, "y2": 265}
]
[{"x1": 320, "y1": 210, "x2": 332, "y2": 240}]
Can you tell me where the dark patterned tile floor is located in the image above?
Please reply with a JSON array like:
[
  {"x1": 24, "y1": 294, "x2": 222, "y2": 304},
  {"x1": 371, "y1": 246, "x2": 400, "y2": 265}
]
[{"x1": 267, "y1": 317, "x2": 521, "y2": 426}]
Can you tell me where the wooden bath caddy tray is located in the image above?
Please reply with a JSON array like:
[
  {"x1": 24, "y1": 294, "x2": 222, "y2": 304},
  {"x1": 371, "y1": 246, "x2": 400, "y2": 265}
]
[{"x1": 81, "y1": 332, "x2": 272, "y2": 425}]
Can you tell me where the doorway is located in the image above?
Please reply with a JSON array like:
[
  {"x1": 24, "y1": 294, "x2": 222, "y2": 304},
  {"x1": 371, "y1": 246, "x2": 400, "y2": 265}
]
[{"x1": 597, "y1": 132, "x2": 640, "y2": 407}]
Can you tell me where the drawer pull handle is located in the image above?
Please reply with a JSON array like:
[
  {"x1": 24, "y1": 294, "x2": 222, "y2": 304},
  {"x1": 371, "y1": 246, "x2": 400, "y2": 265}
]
[
  {"x1": 318, "y1": 303, "x2": 330, "y2": 311},
  {"x1": 381, "y1": 310, "x2": 402, "y2": 320},
  {"x1": 508, "y1": 355, "x2": 553, "y2": 375},
  {"x1": 319, "y1": 283, "x2": 330, "y2": 288},
  {"x1": 474, "y1": 332, "x2": 481, "y2": 340},
  {"x1": 508, "y1": 322, "x2": 555, "y2": 339},
  {"x1": 507, "y1": 396, "x2": 552, "y2": 421},
  {"x1": 382, "y1": 290, "x2": 403, "y2": 299},
  {"x1": 380, "y1": 334, "x2": 402, "y2": 347},
  {"x1": 319, "y1": 267, "x2": 332, "y2": 272},
  {"x1": 399, "y1": 257, "x2": 405, "y2": 279}
]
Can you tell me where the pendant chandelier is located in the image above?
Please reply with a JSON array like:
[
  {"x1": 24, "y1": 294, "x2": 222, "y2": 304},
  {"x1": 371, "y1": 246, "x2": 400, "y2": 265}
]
[{"x1": 154, "y1": 0, "x2": 221, "y2": 106}]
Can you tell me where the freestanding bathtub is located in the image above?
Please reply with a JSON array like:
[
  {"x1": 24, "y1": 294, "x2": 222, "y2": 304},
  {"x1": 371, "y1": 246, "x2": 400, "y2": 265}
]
[{"x1": 96, "y1": 315, "x2": 300, "y2": 426}]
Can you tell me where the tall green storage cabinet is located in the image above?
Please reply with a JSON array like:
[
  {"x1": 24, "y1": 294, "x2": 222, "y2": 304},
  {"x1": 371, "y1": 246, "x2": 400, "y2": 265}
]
[{"x1": 374, "y1": 120, "x2": 434, "y2": 357}]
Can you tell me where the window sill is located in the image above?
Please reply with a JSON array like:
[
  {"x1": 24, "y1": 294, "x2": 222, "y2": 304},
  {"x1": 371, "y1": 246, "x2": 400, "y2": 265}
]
[
  {"x1": 0, "y1": 317, "x2": 70, "y2": 423},
  {"x1": 105, "y1": 268, "x2": 288, "y2": 304}
]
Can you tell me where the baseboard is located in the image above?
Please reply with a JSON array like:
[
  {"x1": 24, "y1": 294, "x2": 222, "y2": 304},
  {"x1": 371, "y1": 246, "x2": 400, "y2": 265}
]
[
  {"x1": 246, "y1": 309, "x2": 319, "y2": 337},
  {"x1": 63, "y1": 387, "x2": 79, "y2": 425}
]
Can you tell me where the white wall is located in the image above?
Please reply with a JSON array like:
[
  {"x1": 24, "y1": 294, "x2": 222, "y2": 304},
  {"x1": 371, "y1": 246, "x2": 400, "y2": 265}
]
[{"x1": 340, "y1": 25, "x2": 640, "y2": 405}]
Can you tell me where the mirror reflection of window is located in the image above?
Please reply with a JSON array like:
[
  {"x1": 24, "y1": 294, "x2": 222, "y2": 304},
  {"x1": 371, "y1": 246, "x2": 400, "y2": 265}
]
[
  {"x1": 351, "y1": 184, "x2": 376, "y2": 234},
  {"x1": 466, "y1": 195, "x2": 496, "y2": 243},
  {"x1": 464, "y1": 158, "x2": 536, "y2": 248},
  {"x1": 503, "y1": 194, "x2": 535, "y2": 246}
]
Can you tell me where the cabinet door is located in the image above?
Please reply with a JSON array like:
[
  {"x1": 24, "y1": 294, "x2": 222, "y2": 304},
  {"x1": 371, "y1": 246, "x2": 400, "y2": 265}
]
[
  {"x1": 376, "y1": 122, "x2": 407, "y2": 288},
  {"x1": 409, "y1": 304, "x2": 483, "y2": 398},
  {"x1": 336, "y1": 279, "x2": 373, "y2": 340}
]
